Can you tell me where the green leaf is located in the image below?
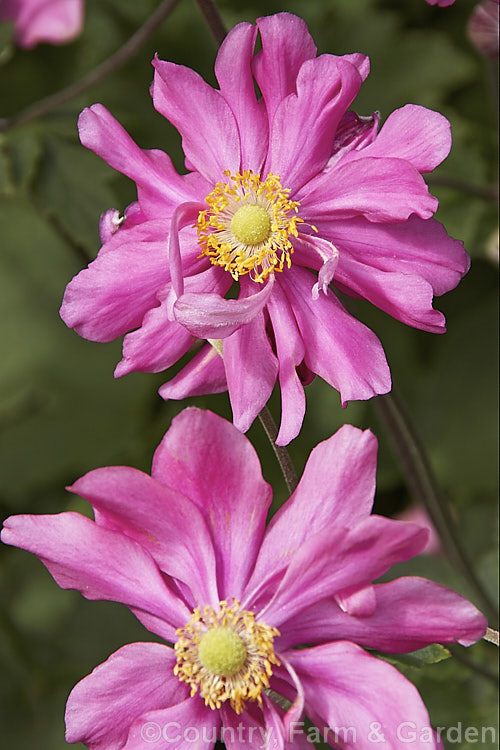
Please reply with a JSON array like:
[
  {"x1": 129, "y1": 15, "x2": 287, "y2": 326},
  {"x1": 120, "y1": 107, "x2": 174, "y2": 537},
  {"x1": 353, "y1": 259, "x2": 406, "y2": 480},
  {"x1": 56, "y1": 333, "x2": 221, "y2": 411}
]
[{"x1": 378, "y1": 644, "x2": 452, "y2": 669}]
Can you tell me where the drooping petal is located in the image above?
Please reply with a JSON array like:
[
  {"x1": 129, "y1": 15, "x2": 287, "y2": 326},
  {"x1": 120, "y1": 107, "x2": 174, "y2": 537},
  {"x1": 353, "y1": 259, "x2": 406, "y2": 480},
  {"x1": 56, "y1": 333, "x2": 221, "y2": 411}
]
[
  {"x1": 253, "y1": 12, "x2": 317, "y2": 128},
  {"x1": 159, "y1": 344, "x2": 227, "y2": 400},
  {"x1": 168, "y1": 203, "x2": 206, "y2": 299},
  {"x1": 317, "y1": 214, "x2": 470, "y2": 296},
  {"x1": 78, "y1": 105, "x2": 207, "y2": 218},
  {"x1": 266, "y1": 55, "x2": 363, "y2": 192},
  {"x1": 215, "y1": 22, "x2": 268, "y2": 172},
  {"x1": 59, "y1": 221, "x2": 171, "y2": 342},
  {"x1": 286, "y1": 643, "x2": 440, "y2": 750},
  {"x1": 151, "y1": 409, "x2": 272, "y2": 600},
  {"x1": 276, "y1": 577, "x2": 487, "y2": 652},
  {"x1": 151, "y1": 57, "x2": 241, "y2": 182},
  {"x1": 280, "y1": 266, "x2": 391, "y2": 406},
  {"x1": 248, "y1": 425, "x2": 377, "y2": 594},
  {"x1": 266, "y1": 282, "x2": 306, "y2": 446},
  {"x1": 343, "y1": 104, "x2": 452, "y2": 173},
  {"x1": 257, "y1": 516, "x2": 428, "y2": 628},
  {"x1": 299, "y1": 156, "x2": 438, "y2": 222},
  {"x1": 173, "y1": 272, "x2": 275, "y2": 339},
  {"x1": 223, "y1": 307, "x2": 279, "y2": 434},
  {"x1": 1, "y1": 513, "x2": 190, "y2": 635},
  {"x1": 124, "y1": 698, "x2": 220, "y2": 750},
  {"x1": 69, "y1": 467, "x2": 219, "y2": 607},
  {"x1": 65, "y1": 643, "x2": 185, "y2": 750}
]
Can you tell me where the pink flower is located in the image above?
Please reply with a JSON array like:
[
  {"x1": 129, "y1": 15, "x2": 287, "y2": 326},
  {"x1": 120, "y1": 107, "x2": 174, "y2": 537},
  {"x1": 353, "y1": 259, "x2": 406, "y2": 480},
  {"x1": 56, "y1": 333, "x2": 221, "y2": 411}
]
[
  {"x1": 467, "y1": 0, "x2": 500, "y2": 58},
  {"x1": 425, "y1": 0, "x2": 456, "y2": 7},
  {"x1": 60, "y1": 13, "x2": 469, "y2": 444},
  {"x1": 1, "y1": 409, "x2": 486, "y2": 749},
  {"x1": 0, "y1": 0, "x2": 84, "y2": 48}
]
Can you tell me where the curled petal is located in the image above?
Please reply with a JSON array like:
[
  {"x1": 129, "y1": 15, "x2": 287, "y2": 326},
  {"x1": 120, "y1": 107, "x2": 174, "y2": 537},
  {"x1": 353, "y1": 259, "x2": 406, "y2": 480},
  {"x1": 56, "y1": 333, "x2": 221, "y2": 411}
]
[{"x1": 159, "y1": 343, "x2": 227, "y2": 401}]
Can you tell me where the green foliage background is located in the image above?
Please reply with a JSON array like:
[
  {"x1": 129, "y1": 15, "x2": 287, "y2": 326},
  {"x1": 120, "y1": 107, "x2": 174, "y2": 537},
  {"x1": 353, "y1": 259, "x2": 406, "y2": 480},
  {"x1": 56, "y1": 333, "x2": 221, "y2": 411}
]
[{"x1": 0, "y1": 0, "x2": 498, "y2": 747}]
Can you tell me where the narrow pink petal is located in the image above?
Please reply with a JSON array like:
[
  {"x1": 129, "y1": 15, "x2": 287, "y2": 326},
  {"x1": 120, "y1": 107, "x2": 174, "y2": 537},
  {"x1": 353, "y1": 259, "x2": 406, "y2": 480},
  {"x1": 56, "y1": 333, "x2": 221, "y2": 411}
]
[
  {"x1": 1, "y1": 513, "x2": 190, "y2": 635},
  {"x1": 275, "y1": 655, "x2": 305, "y2": 734},
  {"x1": 173, "y1": 272, "x2": 275, "y2": 339},
  {"x1": 223, "y1": 308, "x2": 279, "y2": 434},
  {"x1": 344, "y1": 104, "x2": 452, "y2": 173},
  {"x1": 299, "y1": 156, "x2": 438, "y2": 222},
  {"x1": 253, "y1": 12, "x2": 317, "y2": 129},
  {"x1": 258, "y1": 516, "x2": 428, "y2": 628},
  {"x1": 65, "y1": 643, "x2": 184, "y2": 750},
  {"x1": 248, "y1": 424, "x2": 377, "y2": 595},
  {"x1": 286, "y1": 643, "x2": 440, "y2": 750},
  {"x1": 159, "y1": 344, "x2": 227, "y2": 400},
  {"x1": 220, "y1": 700, "x2": 284, "y2": 750},
  {"x1": 60, "y1": 222, "x2": 170, "y2": 343},
  {"x1": 281, "y1": 267, "x2": 391, "y2": 405},
  {"x1": 267, "y1": 55, "x2": 363, "y2": 192},
  {"x1": 78, "y1": 105, "x2": 206, "y2": 218},
  {"x1": 266, "y1": 282, "x2": 306, "y2": 445},
  {"x1": 335, "y1": 253, "x2": 447, "y2": 332},
  {"x1": 318, "y1": 214, "x2": 470, "y2": 296},
  {"x1": 276, "y1": 577, "x2": 486, "y2": 652},
  {"x1": 69, "y1": 467, "x2": 219, "y2": 607},
  {"x1": 168, "y1": 202, "x2": 205, "y2": 298},
  {"x1": 151, "y1": 409, "x2": 272, "y2": 600},
  {"x1": 124, "y1": 698, "x2": 220, "y2": 749},
  {"x1": 215, "y1": 22, "x2": 268, "y2": 172},
  {"x1": 152, "y1": 57, "x2": 241, "y2": 182}
]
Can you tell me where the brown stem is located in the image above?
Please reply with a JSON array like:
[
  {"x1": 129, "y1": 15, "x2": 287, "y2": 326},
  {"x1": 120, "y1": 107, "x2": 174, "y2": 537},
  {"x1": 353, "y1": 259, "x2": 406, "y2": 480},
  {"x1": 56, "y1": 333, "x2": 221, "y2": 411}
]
[
  {"x1": 0, "y1": 0, "x2": 182, "y2": 132},
  {"x1": 258, "y1": 406, "x2": 298, "y2": 497},
  {"x1": 426, "y1": 174, "x2": 498, "y2": 203},
  {"x1": 194, "y1": 0, "x2": 227, "y2": 45},
  {"x1": 374, "y1": 390, "x2": 498, "y2": 625}
]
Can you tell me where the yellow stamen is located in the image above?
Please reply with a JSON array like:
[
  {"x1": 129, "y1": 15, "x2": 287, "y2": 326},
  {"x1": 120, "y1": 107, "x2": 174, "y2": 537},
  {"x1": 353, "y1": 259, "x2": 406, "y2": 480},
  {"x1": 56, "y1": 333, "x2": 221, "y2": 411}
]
[
  {"x1": 196, "y1": 170, "x2": 303, "y2": 283},
  {"x1": 174, "y1": 599, "x2": 280, "y2": 714}
]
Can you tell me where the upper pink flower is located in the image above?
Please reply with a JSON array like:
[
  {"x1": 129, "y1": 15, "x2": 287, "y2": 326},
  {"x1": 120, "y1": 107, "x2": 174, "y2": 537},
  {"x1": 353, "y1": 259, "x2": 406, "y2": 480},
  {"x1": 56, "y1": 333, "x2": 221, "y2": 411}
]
[
  {"x1": 1, "y1": 409, "x2": 486, "y2": 749},
  {"x1": 467, "y1": 0, "x2": 500, "y2": 58},
  {"x1": 60, "y1": 12, "x2": 470, "y2": 444},
  {"x1": 0, "y1": 0, "x2": 84, "y2": 48},
  {"x1": 425, "y1": 0, "x2": 456, "y2": 7}
]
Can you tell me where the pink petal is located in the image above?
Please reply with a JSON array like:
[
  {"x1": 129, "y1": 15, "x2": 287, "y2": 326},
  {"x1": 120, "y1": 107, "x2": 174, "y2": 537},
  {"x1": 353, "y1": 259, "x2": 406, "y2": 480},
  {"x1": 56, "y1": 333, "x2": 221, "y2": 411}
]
[
  {"x1": 151, "y1": 409, "x2": 272, "y2": 599},
  {"x1": 1, "y1": 513, "x2": 190, "y2": 636},
  {"x1": 299, "y1": 156, "x2": 438, "y2": 222},
  {"x1": 78, "y1": 104, "x2": 207, "y2": 218},
  {"x1": 168, "y1": 202, "x2": 206, "y2": 298},
  {"x1": 327, "y1": 110, "x2": 380, "y2": 169},
  {"x1": 159, "y1": 343, "x2": 227, "y2": 400},
  {"x1": 253, "y1": 12, "x2": 317, "y2": 129},
  {"x1": 152, "y1": 57, "x2": 241, "y2": 182},
  {"x1": 344, "y1": 104, "x2": 452, "y2": 173},
  {"x1": 69, "y1": 467, "x2": 219, "y2": 608},
  {"x1": 335, "y1": 584, "x2": 377, "y2": 617},
  {"x1": 267, "y1": 55, "x2": 363, "y2": 192},
  {"x1": 257, "y1": 516, "x2": 428, "y2": 628},
  {"x1": 215, "y1": 22, "x2": 268, "y2": 172},
  {"x1": 124, "y1": 698, "x2": 220, "y2": 750},
  {"x1": 248, "y1": 424, "x2": 377, "y2": 595},
  {"x1": 223, "y1": 308, "x2": 279, "y2": 434},
  {"x1": 335, "y1": 253, "x2": 447, "y2": 332},
  {"x1": 173, "y1": 272, "x2": 275, "y2": 339},
  {"x1": 281, "y1": 266, "x2": 391, "y2": 406},
  {"x1": 5, "y1": 0, "x2": 83, "y2": 48},
  {"x1": 266, "y1": 282, "x2": 306, "y2": 445},
  {"x1": 65, "y1": 643, "x2": 184, "y2": 750},
  {"x1": 318, "y1": 214, "x2": 469, "y2": 296},
  {"x1": 276, "y1": 577, "x2": 486, "y2": 652},
  {"x1": 286, "y1": 642, "x2": 439, "y2": 750},
  {"x1": 59, "y1": 221, "x2": 170, "y2": 343}
]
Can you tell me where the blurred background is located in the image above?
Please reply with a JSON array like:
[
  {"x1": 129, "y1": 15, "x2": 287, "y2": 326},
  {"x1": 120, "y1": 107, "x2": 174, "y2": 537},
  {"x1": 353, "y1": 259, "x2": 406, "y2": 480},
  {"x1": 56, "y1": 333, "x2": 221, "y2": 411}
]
[{"x1": 0, "y1": 0, "x2": 498, "y2": 747}]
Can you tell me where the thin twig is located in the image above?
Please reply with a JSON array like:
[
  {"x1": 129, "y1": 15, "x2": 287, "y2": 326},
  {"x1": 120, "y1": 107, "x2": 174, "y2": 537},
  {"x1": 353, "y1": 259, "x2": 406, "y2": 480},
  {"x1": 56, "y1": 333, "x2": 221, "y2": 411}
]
[
  {"x1": 258, "y1": 405, "x2": 298, "y2": 497},
  {"x1": 194, "y1": 0, "x2": 227, "y2": 45},
  {"x1": 448, "y1": 644, "x2": 498, "y2": 683},
  {"x1": 374, "y1": 390, "x2": 498, "y2": 625},
  {"x1": 427, "y1": 174, "x2": 498, "y2": 203},
  {"x1": 483, "y1": 627, "x2": 499, "y2": 646},
  {"x1": 0, "y1": 0, "x2": 182, "y2": 132}
]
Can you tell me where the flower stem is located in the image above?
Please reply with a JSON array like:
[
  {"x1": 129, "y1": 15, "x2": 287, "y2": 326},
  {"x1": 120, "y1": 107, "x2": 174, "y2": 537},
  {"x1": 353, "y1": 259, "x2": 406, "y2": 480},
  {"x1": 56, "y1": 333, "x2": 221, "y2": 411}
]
[
  {"x1": 258, "y1": 406, "x2": 298, "y2": 497},
  {"x1": 426, "y1": 174, "x2": 498, "y2": 203},
  {"x1": 194, "y1": 0, "x2": 227, "y2": 45},
  {"x1": 0, "y1": 0, "x2": 182, "y2": 133},
  {"x1": 374, "y1": 390, "x2": 498, "y2": 625},
  {"x1": 484, "y1": 627, "x2": 499, "y2": 646}
]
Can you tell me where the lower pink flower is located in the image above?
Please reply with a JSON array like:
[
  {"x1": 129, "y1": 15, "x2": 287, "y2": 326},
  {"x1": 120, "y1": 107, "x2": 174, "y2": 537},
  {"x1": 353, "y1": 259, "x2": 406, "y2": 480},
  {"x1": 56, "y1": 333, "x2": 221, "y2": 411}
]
[
  {"x1": 1, "y1": 409, "x2": 486, "y2": 749},
  {"x1": 0, "y1": 0, "x2": 84, "y2": 48}
]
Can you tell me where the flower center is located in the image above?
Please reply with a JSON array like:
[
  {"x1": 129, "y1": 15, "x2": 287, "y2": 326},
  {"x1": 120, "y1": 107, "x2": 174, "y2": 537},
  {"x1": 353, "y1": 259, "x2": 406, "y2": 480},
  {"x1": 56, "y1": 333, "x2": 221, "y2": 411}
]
[
  {"x1": 196, "y1": 170, "x2": 303, "y2": 283},
  {"x1": 174, "y1": 599, "x2": 280, "y2": 714}
]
